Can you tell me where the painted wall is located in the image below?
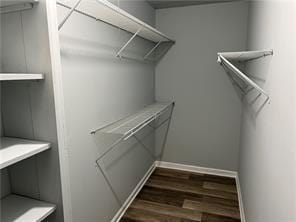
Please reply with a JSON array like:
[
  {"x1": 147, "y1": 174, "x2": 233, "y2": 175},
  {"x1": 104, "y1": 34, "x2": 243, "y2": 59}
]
[
  {"x1": 155, "y1": 1, "x2": 248, "y2": 171},
  {"x1": 55, "y1": 0, "x2": 157, "y2": 221},
  {"x1": 238, "y1": 1, "x2": 296, "y2": 221},
  {"x1": 0, "y1": 1, "x2": 64, "y2": 221}
]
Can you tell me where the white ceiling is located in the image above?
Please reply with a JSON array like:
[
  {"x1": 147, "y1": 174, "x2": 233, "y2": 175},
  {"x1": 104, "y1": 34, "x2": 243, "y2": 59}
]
[{"x1": 147, "y1": 0, "x2": 240, "y2": 9}]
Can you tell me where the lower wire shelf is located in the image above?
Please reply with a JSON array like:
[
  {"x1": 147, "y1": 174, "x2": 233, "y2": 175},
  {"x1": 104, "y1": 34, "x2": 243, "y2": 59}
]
[
  {"x1": 1, "y1": 194, "x2": 56, "y2": 222},
  {"x1": 91, "y1": 101, "x2": 175, "y2": 205}
]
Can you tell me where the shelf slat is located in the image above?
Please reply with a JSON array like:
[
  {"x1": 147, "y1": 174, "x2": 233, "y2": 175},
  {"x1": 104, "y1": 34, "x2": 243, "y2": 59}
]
[
  {"x1": 0, "y1": 73, "x2": 44, "y2": 81},
  {"x1": 57, "y1": 0, "x2": 174, "y2": 43},
  {"x1": 1, "y1": 195, "x2": 56, "y2": 222},
  {"x1": 218, "y1": 50, "x2": 273, "y2": 62},
  {"x1": 0, "y1": 137, "x2": 51, "y2": 169}
]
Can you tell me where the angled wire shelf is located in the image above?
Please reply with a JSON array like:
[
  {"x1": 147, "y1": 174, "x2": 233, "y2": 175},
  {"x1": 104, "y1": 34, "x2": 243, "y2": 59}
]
[
  {"x1": 217, "y1": 50, "x2": 273, "y2": 100},
  {"x1": 57, "y1": 0, "x2": 175, "y2": 60},
  {"x1": 91, "y1": 101, "x2": 175, "y2": 205}
]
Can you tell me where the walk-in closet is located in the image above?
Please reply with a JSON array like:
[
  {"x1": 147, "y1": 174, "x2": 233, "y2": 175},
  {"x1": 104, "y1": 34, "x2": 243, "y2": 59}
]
[{"x1": 1, "y1": 0, "x2": 295, "y2": 222}]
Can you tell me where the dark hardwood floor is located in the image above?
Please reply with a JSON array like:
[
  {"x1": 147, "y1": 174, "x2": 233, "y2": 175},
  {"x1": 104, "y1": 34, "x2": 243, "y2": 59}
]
[{"x1": 120, "y1": 167, "x2": 241, "y2": 222}]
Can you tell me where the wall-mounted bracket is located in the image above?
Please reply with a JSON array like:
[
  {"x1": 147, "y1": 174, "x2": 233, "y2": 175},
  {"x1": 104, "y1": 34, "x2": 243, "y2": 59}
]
[
  {"x1": 116, "y1": 28, "x2": 142, "y2": 59},
  {"x1": 58, "y1": 0, "x2": 83, "y2": 30},
  {"x1": 144, "y1": 41, "x2": 162, "y2": 60}
]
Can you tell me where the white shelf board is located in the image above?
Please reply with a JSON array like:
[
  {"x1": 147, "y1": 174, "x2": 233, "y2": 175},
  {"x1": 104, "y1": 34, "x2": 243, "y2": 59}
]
[
  {"x1": 94, "y1": 102, "x2": 173, "y2": 137},
  {"x1": 1, "y1": 195, "x2": 56, "y2": 222},
  {"x1": 0, "y1": 137, "x2": 51, "y2": 169},
  {"x1": 218, "y1": 50, "x2": 273, "y2": 62},
  {"x1": 0, "y1": 73, "x2": 44, "y2": 81},
  {"x1": 0, "y1": 0, "x2": 38, "y2": 7},
  {"x1": 57, "y1": 0, "x2": 174, "y2": 43}
]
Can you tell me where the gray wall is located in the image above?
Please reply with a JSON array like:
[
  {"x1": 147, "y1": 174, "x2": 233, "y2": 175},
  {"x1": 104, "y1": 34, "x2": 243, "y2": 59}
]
[
  {"x1": 0, "y1": 1, "x2": 64, "y2": 221},
  {"x1": 57, "y1": 0, "x2": 157, "y2": 221},
  {"x1": 239, "y1": 1, "x2": 296, "y2": 221},
  {"x1": 155, "y1": 1, "x2": 248, "y2": 171}
]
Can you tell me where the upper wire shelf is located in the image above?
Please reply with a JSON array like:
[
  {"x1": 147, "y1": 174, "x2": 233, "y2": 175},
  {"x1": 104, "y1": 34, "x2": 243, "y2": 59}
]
[
  {"x1": 57, "y1": 0, "x2": 175, "y2": 60},
  {"x1": 217, "y1": 50, "x2": 273, "y2": 100}
]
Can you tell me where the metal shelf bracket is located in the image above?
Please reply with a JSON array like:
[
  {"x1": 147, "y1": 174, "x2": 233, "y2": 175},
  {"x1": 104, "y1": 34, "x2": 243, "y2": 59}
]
[
  {"x1": 144, "y1": 41, "x2": 162, "y2": 60},
  {"x1": 116, "y1": 28, "x2": 142, "y2": 59},
  {"x1": 58, "y1": 0, "x2": 83, "y2": 30}
]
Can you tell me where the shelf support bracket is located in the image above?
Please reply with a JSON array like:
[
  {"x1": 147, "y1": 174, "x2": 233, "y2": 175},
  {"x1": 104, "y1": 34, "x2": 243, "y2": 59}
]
[
  {"x1": 116, "y1": 28, "x2": 142, "y2": 59},
  {"x1": 58, "y1": 0, "x2": 83, "y2": 30},
  {"x1": 144, "y1": 41, "x2": 162, "y2": 60}
]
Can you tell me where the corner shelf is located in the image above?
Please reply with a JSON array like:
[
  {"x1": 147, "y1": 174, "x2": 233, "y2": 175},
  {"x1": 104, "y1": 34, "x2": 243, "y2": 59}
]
[
  {"x1": 0, "y1": 137, "x2": 51, "y2": 169},
  {"x1": 1, "y1": 194, "x2": 56, "y2": 222},
  {"x1": 217, "y1": 50, "x2": 273, "y2": 99},
  {"x1": 0, "y1": 73, "x2": 44, "y2": 81},
  {"x1": 0, "y1": 0, "x2": 39, "y2": 14}
]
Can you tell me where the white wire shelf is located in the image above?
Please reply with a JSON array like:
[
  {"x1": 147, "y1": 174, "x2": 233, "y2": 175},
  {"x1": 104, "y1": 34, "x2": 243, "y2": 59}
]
[
  {"x1": 92, "y1": 102, "x2": 174, "y2": 138},
  {"x1": 217, "y1": 50, "x2": 273, "y2": 100},
  {"x1": 57, "y1": 0, "x2": 175, "y2": 60},
  {"x1": 0, "y1": 73, "x2": 44, "y2": 81},
  {"x1": 0, "y1": 137, "x2": 51, "y2": 169},
  {"x1": 1, "y1": 194, "x2": 56, "y2": 222},
  {"x1": 218, "y1": 50, "x2": 273, "y2": 62},
  {"x1": 91, "y1": 101, "x2": 175, "y2": 205},
  {"x1": 57, "y1": 0, "x2": 174, "y2": 43},
  {"x1": 0, "y1": 0, "x2": 38, "y2": 14}
]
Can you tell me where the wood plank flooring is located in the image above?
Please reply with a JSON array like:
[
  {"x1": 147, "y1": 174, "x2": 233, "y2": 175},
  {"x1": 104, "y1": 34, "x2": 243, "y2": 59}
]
[{"x1": 120, "y1": 167, "x2": 241, "y2": 222}]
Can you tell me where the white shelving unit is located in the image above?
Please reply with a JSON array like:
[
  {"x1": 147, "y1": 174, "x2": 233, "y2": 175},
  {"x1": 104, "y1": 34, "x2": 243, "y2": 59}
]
[
  {"x1": 0, "y1": 137, "x2": 51, "y2": 169},
  {"x1": 0, "y1": 73, "x2": 44, "y2": 81},
  {"x1": 217, "y1": 50, "x2": 273, "y2": 99},
  {"x1": 1, "y1": 194, "x2": 56, "y2": 222},
  {"x1": 0, "y1": 0, "x2": 39, "y2": 14}
]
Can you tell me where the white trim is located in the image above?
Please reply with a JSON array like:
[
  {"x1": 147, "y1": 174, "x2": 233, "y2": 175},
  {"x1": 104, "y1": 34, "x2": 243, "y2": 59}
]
[
  {"x1": 155, "y1": 161, "x2": 237, "y2": 178},
  {"x1": 235, "y1": 175, "x2": 246, "y2": 222},
  {"x1": 111, "y1": 162, "x2": 157, "y2": 222},
  {"x1": 46, "y1": 1, "x2": 73, "y2": 221}
]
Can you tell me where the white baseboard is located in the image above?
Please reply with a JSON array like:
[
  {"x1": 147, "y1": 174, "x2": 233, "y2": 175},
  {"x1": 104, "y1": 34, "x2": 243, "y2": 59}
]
[
  {"x1": 235, "y1": 175, "x2": 246, "y2": 222},
  {"x1": 155, "y1": 161, "x2": 237, "y2": 178},
  {"x1": 113, "y1": 160, "x2": 246, "y2": 222},
  {"x1": 111, "y1": 162, "x2": 157, "y2": 222}
]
